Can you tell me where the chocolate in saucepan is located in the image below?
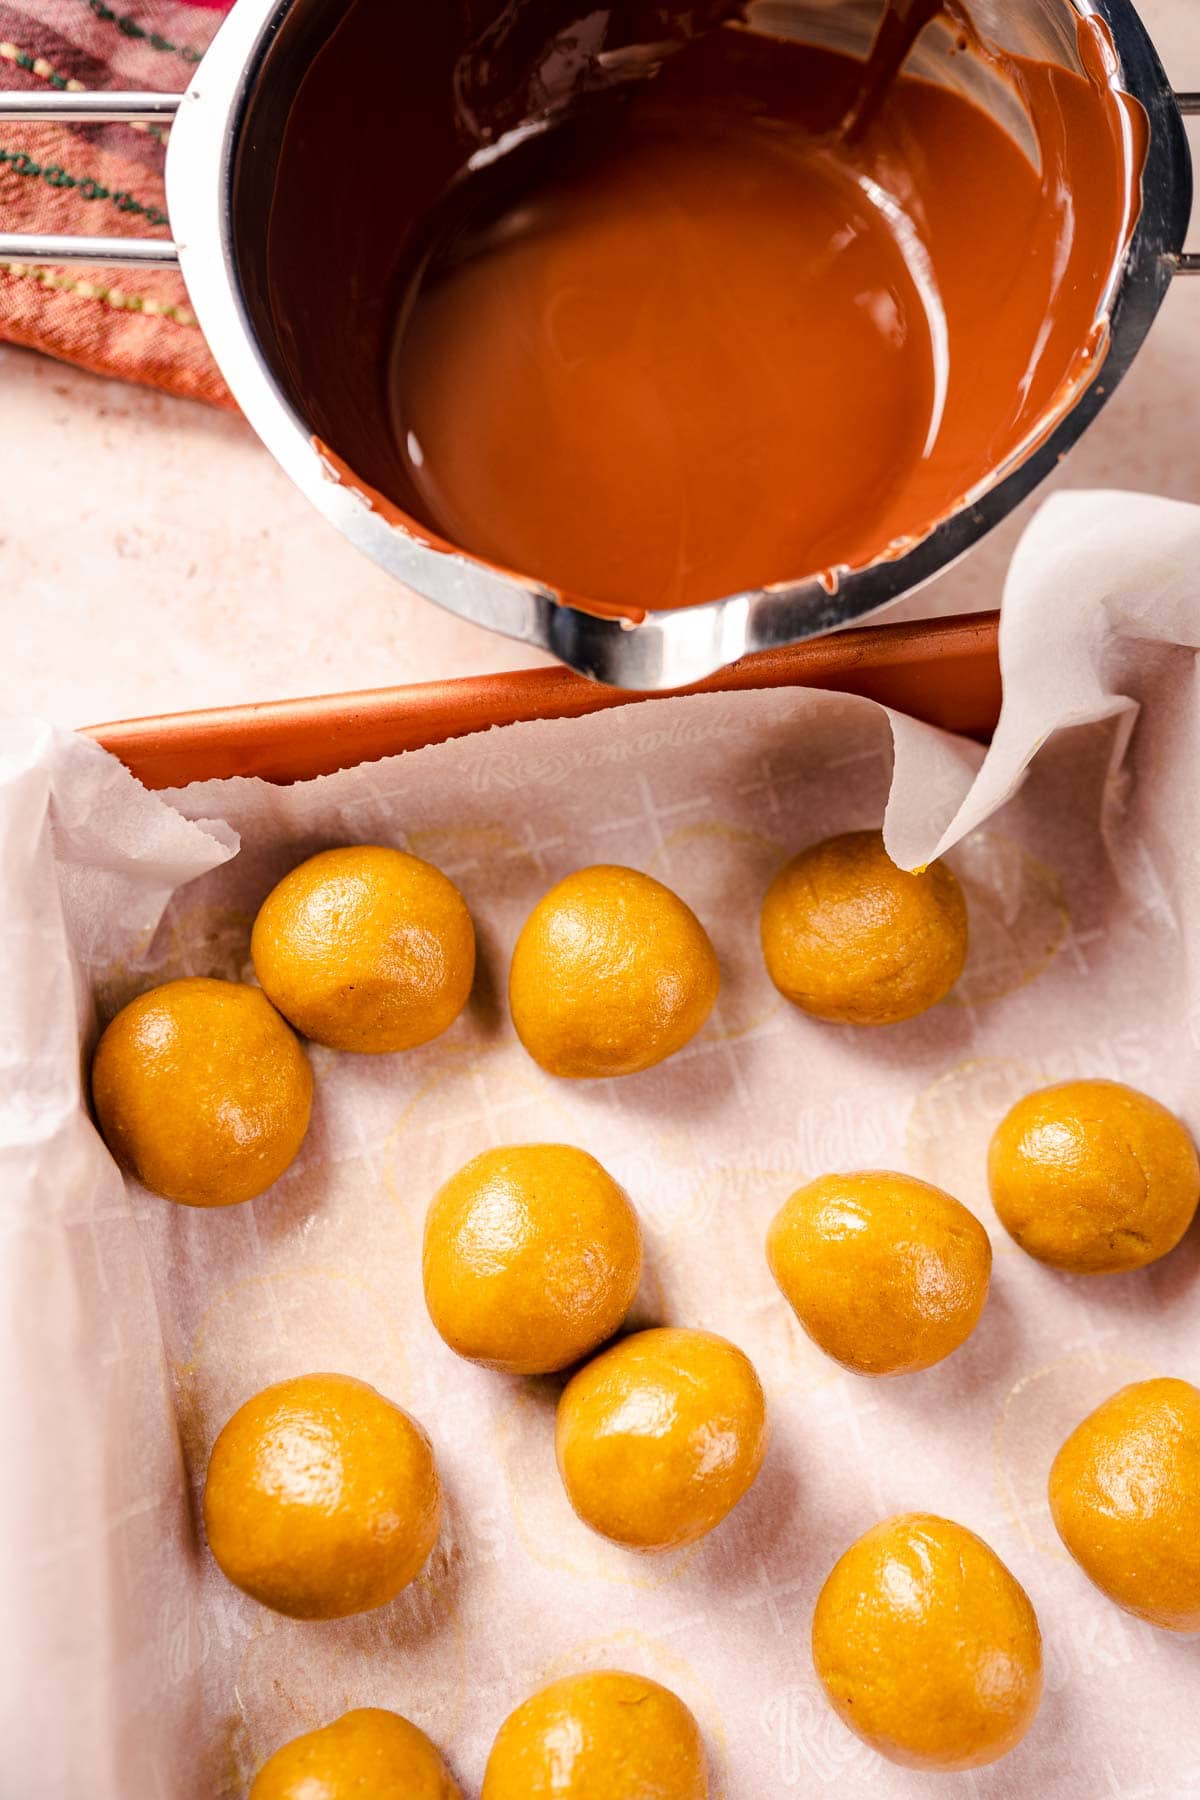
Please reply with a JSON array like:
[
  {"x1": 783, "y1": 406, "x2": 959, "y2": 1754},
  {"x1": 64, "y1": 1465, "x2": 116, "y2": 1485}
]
[{"x1": 271, "y1": 0, "x2": 1146, "y2": 619}]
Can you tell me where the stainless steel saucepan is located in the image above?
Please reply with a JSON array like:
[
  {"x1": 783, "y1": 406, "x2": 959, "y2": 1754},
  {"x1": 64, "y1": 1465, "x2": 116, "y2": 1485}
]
[{"x1": 1, "y1": 0, "x2": 1195, "y2": 689}]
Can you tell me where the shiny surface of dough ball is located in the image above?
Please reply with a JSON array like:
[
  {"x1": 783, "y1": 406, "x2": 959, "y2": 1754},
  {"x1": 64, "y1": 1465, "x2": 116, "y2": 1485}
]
[
  {"x1": 481, "y1": 1670, "x2": 708, "y2": 1799},
  {"x1": 1049, "y1": 1377, "x2": 1200, "y2": 1631},
  {"x1": 91, "y1": 976, "x2": 312, "y2": 1206},
  {"x1": 767, "y1": 1170, "x2": 991, "y2": 1375},
  {"x1": 423, "y1": 1144, "x2": 643, "y2": 1374},
  {"x1": 203, "y1": 1373, "x2": 441, "y2": 1619},
  {"x1": 509, "y1": 865, "x2": 719, "y2": 1078},
  {"x1": 988, "y1": 1079, "x2": 1199, "y2": 1272},
  {"x1": 251, "y1": 845, "x2": 475, "y2": 1052},
  {"x1": 760, "y1": 829, "x2": 967, "y2": 1025},
  {"x1": 556, "y1": 1327, "x2": 767, "y2": 1550},
  {"x1": 812, "y1": 1512, "x2": 1043, "y2": 1771},
  {"x1": 249, "y1": 1708, "x2": 461, "y2": 1799}
]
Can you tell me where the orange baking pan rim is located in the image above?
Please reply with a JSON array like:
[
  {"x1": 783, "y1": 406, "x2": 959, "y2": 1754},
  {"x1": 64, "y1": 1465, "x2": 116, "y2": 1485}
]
[{"x1": 83, "y1": 611, "x2": 1001, "y2": 791}]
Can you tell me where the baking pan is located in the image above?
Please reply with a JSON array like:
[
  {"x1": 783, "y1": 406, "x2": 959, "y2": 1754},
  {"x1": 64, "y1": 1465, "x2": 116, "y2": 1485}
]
[{"x1": 84, "y1": 612, "x2": 1001, "y2": 790}]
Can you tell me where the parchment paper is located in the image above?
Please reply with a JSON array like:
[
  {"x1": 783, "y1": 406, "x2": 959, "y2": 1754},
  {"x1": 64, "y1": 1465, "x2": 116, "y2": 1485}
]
[{"x1": 5, "y1": 490, "x2": 1200, "y2": 1800}]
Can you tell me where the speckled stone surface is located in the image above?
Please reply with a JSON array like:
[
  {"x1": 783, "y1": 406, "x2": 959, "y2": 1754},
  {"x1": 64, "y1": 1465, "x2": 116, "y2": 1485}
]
[{"x1": 4, "y1": 0, "x2": 1196, "y2": 727}]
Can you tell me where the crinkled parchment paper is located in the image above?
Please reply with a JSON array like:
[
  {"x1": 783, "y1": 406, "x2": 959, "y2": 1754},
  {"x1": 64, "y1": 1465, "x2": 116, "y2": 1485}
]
[{"x1": 4, "y1": 491, "x2": 1200, "y2": 1799}]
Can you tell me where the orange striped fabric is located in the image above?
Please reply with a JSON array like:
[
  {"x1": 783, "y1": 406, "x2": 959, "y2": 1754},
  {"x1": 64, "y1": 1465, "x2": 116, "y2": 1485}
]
[{"x1": 0, "y1": 0, "x2": 233, "y2": 403}]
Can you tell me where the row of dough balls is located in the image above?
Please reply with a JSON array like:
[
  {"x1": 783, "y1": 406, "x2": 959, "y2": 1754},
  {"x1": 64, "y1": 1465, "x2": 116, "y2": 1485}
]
[
  {"x1": 90, "y1": 829, "x2": 967, "y2": 1211},
  {"x1": 90, "y1": 835, "x2": 1199, "y2": 1283},
  {"x1": 225, "y1": 1366, "x2": 1200, "y2": 1793}
]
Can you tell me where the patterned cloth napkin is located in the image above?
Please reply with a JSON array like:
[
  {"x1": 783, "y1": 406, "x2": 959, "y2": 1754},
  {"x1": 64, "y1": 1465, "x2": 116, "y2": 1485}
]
[{"x1": 0, "y1": 0, "x2": 233, "y2": 403}]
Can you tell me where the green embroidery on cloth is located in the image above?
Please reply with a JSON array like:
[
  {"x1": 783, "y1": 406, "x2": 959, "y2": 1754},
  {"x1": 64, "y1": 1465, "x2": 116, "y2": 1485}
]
[
  {"x1": 81, "y1": 0, "x2": 204, "y2": 65},
  {"x1": 0, "y1": 258, "x2": 198, "y2": 324},
  {"x1": 0, "y1": 143, "x2": 168, "y2": 226},
  {"x1": 7, "y1": 46, "x2": 70, "y2": 88}
]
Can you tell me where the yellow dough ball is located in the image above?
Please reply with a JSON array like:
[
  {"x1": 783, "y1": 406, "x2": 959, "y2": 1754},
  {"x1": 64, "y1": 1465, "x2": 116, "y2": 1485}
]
[
  {"x1": 556, "y1": 1327, "x2": 767, "y2": 1550},
  {"x1": 203, "y1": 1373, "x2": 440, "y2": 1619},
  {"x1": 482, "y1": 1670, "x2": 707, "y2": 1798},
  {"x1": 988, "y1": 1079, "x2": 1199, "y2": 1273},
  {"x1": 509, "y1": 865, "x2": 719, "y2": 1078},
  {"x1": 423, "y1": 1144, "x2": 643, "y2": 1374},
  {"x1": 767, "y1": 1171, "x2": 991, "y2": 1375},
  {"x1": 812, "y1": 1513, "x2": 1043, "y2": 1771},
  {"x1": 251, "y1": 845, "x2": 475, "y2": 1053},
  {"x1": 760, "y1": 829, "x2": 967, "y2": 1025},
  {"x1": 1049, "y1": 1377, "x2": 1200, "y2": 1631},
  {"x1": 250, "y1": 1709, "x2": 461, "y2": 1799},
  {"x1": 91, "y1": 977, "x2": 311, "y2": 1207}
]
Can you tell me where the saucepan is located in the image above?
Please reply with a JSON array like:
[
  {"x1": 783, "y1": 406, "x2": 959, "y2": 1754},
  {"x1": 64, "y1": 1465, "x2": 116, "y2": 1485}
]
[{"x1": 0, "y1": 0, "x2": 1195, "y2": 689}]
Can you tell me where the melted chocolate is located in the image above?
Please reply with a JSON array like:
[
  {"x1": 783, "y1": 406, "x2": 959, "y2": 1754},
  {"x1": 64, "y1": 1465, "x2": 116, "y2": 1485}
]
[{"x1": 274, "y1": 0, "x2": 1146, "y2": 617}]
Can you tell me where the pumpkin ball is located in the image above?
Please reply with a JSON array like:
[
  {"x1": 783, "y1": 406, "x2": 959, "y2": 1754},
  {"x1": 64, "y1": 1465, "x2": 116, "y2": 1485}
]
[
  {"x1": 423, "y1": 1144, "x2": 642, "y2": 1374},
  {"x1": 760, "y1": 829, "x2": 967, "y2": 1025},
  {"x1": 509, "y1": 865, "x2": 719, "y2": 1078},
  {"x1": 203, "y1": 1373, "x2": 441, "y2": 1619},
  {"x1": 482, "y1": 1671, "x2": 707, "y2": 1798},
  {"x1": 556, "y1": 1327, "x2": 767, "y2": 1550},
  {"x1": 812, "y1": 1513, "x2": 1042, "y2": 1770},
  {"x1": 1049, "y1": 1377, "x2": 1200, "y2": 1631},
  {"x1": 91, "y1": 977, "x2": 311, "y2": 1206},
  {"x1": 251, "y1": 845, "x2": 475, "y2": 1053},
  {"x1": 988, "y1": 1079, "x2": 1199, "y2": 1273},
  {"x1": 249, "y1": 1708, "x2": 461, "y2": 1799},
  {"x1": 767, "y1": 1170, "x2": 991, "y2": 1375}
]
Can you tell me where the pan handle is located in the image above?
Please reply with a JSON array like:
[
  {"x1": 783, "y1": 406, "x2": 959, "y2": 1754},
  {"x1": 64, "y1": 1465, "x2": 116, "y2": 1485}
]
[
  {"x1": 0, "y1": 90, "x2": 181, "y2": 267},
  {"x1": 1178, "y1": 92, "x2": 1200, "y2": 274},
  {"x1": 0, "y1": 85, "x2": 1196, "y2": 271}
]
